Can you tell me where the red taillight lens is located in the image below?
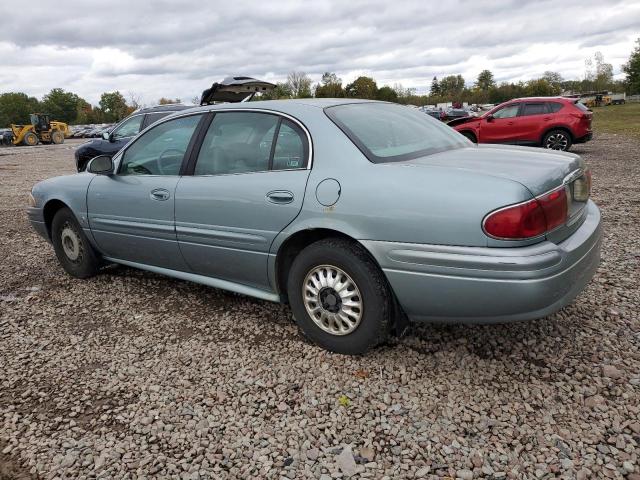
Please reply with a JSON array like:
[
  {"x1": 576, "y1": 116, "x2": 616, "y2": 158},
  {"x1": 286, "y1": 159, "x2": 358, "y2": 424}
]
[{"x1": 483, "y1": 187, "x2": 568, "y2": 240}]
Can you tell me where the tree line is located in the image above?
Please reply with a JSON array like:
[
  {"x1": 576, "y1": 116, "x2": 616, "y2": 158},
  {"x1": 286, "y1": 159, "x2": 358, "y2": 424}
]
[{"x1": 1, "y1": 40, "x2": 639, "y2": 127}]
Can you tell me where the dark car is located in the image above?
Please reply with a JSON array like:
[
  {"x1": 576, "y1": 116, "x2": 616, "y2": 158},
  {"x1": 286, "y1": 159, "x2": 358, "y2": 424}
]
[{"x1": 74, "y1": 105, "x2": 191, "y2": 171}]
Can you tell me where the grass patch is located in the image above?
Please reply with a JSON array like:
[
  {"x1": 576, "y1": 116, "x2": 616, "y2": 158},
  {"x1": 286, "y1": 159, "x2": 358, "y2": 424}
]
[{"x1": 591, "y1": 102, "x2": 640, "y2": 140}]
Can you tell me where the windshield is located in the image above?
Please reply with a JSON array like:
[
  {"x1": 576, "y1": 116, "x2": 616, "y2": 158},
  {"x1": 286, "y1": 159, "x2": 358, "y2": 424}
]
[{"x1": 325, "y1": 102, "x2": 469, "y2": 163}]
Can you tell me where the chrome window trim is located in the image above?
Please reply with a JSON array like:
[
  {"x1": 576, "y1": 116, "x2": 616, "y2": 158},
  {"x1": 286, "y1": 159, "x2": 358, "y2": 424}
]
[{"x1": 115, "y1": 108, "x2": 313, "y2": 176}]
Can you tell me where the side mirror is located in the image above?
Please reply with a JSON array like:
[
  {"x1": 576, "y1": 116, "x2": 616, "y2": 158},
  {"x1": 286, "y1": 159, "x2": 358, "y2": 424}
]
[
  {"x1": 102, "y1": 131, "x2": 110, "y2": 141},
  {"x1": 87, "y1": 155, "x2": 114, "y2": 175},
  {"x1": 486, "y1": 114, "x2": 494, "y2": 122}
]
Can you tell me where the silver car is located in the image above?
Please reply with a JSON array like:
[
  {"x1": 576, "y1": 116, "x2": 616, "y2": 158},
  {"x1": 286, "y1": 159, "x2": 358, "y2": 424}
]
[{"x1": 27, "y1": 100, "x2": 602, "y2": 354}]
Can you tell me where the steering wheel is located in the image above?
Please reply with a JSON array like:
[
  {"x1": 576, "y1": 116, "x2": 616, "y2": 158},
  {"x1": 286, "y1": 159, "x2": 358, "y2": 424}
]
[{"x1": 156, "y1": 148, "x2": 185, "y2": 175}]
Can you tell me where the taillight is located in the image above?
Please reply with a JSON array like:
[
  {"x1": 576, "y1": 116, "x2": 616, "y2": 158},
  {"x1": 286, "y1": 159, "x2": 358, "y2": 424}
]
[
  {"x1": 573, "y1": 169, "x2": 591, "y2": 201},
  {"x1": 483, "y1": 187, "x2": 568, "y2": 240}
]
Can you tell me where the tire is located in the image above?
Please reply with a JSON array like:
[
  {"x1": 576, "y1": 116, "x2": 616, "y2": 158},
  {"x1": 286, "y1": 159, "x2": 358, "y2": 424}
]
[
  {"x1": 542, "y1": 129, "x2": 572, "y2": 151},
  {"x1": 287, "y1": 238, "x2": 392, "y2": 355},
  {"x1": 461, "y1": 131, "x2": 477, "y2": 143},
  {"x1": 51, "y1": 130, "x2": 64, "y2": 144},
  {"x1": 51, "y1": 207, "x2": 100, "y2": 278},
  {"x1": 23, "y1": 132, "x2": 38, "y2": 146}
]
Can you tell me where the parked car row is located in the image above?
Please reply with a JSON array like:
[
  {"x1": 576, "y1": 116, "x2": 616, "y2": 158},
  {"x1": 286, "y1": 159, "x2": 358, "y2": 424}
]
[
  {"x1": 69, "y1": 124, "x2": 115, "y2": 139},
  {"x1": 27, "y1": 77, "x2": 601, "y2": 354}
]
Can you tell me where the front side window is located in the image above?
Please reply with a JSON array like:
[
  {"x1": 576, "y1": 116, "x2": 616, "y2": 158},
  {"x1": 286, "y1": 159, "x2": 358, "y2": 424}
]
[
  {"x1": 194, "y1": 112, "x2": 304, "y2": 175},
  {"x1": 112, "y1": 115, "x2": 143, "y2": 140},
  {"x1": 119, "y1": 114, "x2": 201, "y2": 176},
  {"x1": 492, "y1": 104, "x2": 520, "y2": 119},
  {"x1": 325, "y1": 103, "x2": 468, "y2": 163},
  {"x1": 521, "y1": 103, "x2": 547, "y2": 116}
]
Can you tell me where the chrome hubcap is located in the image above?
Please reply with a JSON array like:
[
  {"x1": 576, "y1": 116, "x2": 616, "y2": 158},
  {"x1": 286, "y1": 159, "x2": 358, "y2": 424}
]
[
  {"x1": 61, "y1": 223, "x2": 81, "y2": 261},
  {"x1": 303, "y1": 265, "x2": 363, "y2": 336},
  {"x1": 546, "y1": 133, "x2": 568, "y2": 150}
]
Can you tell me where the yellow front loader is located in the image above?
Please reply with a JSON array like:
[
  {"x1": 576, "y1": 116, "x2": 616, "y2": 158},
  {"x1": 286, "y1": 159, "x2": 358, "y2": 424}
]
[{"x1": 9, "y1": 114, "x2": 70, "y2": 146}]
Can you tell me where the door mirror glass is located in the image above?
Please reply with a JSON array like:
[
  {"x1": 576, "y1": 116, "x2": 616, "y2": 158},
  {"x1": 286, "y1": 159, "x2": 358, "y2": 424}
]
[
  {"x1": 102, "y1": 131, "x2": 110, "y2": 141},
  {"x1": 87, "y1": 155, "x2": 114, "y2": 175}
]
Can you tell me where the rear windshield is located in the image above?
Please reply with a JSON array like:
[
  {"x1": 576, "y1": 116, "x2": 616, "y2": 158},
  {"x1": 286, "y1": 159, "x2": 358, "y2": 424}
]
[
  {"x1": 325, "y1": 102, "x2": 469, "y2": 163},
  {"x1": 574, "y1": 101, "x2": 590, "y2": 112}
]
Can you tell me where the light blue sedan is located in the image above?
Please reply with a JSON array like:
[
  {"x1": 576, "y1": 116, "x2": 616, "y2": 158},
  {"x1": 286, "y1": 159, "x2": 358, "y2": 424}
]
[{"x1": 27, "y1": 99, "x2": 602, "y2": 354}]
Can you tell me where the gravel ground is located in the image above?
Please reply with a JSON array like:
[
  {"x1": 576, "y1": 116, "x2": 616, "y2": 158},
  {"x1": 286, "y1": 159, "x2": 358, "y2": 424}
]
[{"x1": 1, "y1": 136, "x2": 639, "y2": 480}]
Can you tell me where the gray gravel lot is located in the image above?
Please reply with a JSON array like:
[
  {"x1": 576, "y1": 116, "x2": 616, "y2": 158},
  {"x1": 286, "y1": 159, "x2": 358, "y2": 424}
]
[{"x1": 1, "y1": 136, "x2": 639, "y2": 479}]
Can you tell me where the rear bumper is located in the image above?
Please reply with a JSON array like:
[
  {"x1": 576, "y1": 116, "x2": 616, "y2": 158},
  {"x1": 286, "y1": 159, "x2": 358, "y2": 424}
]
[
  {"x1": 574, "y1": 131, "x2": 593, "y2": 144},
  {"x1": 363, "y1": 200, "x2": 601, "y2": 324}
]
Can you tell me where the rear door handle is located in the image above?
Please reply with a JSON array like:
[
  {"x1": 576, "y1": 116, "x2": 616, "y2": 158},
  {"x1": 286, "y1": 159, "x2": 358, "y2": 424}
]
[
  {"x1": 150, "y1": 188, "x2": 170, "y2": 201},
  {"x1": 266, "y1": 190, "x2": 294, "y2": 204}
]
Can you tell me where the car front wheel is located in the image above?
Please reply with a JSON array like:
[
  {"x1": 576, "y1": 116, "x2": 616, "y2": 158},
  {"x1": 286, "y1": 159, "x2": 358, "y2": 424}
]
[
  {"x1": 543, "y1": 130, "x2": 572, "y2": 151},
  {"x1": 287, "y1": 238, "x2": 392, "y2": 355},
  {"x1": 51, "y1": 207, "x2": 100, "y2": 278}
]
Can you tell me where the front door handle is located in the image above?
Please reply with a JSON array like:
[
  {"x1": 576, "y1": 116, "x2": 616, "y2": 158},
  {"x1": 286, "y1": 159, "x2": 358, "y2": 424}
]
[
  {"x1": 266, "y1": 190, "x2": 294, "y2": 204},
  {"x1": 150, "y1": 188, "x2": 170, "y2": 201}
]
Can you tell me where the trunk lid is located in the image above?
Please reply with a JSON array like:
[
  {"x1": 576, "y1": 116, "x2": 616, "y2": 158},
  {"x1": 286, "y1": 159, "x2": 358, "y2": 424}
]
[
  {"x1": 404, "y1": 144, "x2": 584, "y2": 196},
  {"x1": 399, "y1": 144, "x2": 590, "y2": 243},
  {"x1": 200, "y1": 77, "x2": 275, "y2": 105}
]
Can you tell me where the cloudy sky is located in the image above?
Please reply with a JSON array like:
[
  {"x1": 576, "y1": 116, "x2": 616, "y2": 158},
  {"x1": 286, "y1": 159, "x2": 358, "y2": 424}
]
[{"x1": 1, "y1": 0, "x2": 638, "y2": 105}]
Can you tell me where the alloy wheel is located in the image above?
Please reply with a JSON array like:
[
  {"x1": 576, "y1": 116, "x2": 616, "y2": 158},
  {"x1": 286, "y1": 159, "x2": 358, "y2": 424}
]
[
  {"x1": 545, "y1": 133, "x2": 569, "y2": 150},
  {"x1": 303, "y1": 265, "x2": 363, "y2": 336}
]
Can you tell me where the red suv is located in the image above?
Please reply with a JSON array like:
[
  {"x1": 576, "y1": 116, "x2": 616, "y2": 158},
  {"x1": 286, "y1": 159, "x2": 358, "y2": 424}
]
[{"x1": 449, "y1": 97, "x2": 592, "y2": 151}]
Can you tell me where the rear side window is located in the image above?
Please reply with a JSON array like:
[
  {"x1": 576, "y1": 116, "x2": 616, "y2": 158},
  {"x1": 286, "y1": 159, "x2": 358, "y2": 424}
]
[
  {"x1": 521, "y1": 103, "x2": 547, "y2": 116},
  {"x1": 272, "y1": 120, "x2": 307, "y2": 170},
  {"x1": 143, "y1": 112, "x2": 172, "y2": 128},
  {"x1": 326, "y1": 103, "x2": 467, "y2": 163},
  {"x1": 546, "y1": 102, "x2": 563, "y2": 113}
]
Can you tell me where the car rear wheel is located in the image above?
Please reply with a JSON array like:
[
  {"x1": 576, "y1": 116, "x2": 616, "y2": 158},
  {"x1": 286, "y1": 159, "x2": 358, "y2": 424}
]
[
  {"x1": 51, "y1": 207, "x2": 100, "y2": 278},
  {"x1": 543, "y1": 130, "x2": 572, "y2": 151},
  {"x1": 287, "y1": 238, "x2": 392, "y2": 355}
]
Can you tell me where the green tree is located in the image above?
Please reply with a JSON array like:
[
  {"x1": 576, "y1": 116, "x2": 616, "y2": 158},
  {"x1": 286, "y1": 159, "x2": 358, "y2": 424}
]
[
  {"x1": 99, "y1": 91, "x2": 129, "y2": 122},
  {"x1": 438, "y1": 75, "x2": 465, "y2": 97},
  {"x1": 158, "y1": 97, "x2": 181, "y2": 105},
  {"x1": 345, "y1": 76, "x2": 378, "y2": 99},
  {"x1": 0, "y1": 92, "x2": 40, "y2": 127},
  {"x1": 258, "y1": 82, "x2": 292, "y2": 100},
  {"x1": 525, "y1": 78, "x2": 560, "y2": 96},
  {"x1": 376, "y1": 85, "x2": 398, "y2": 102},
  {"x1": 622, "y1": 38, "x2": 640, "y2": 94},
  {"x1": 542, "y1": 71, "x2": 564, "y2": 90},
  {"x1": 475, "y1": 70, "x2": 495, "y2": 91},
  {"x1": 286, "y1": 71, "x2": 313, "y2": 98},
  {"x1": 41, "y1": 88, "x2": 81, "y2": 123},
  {"x1": 430, "y1": 76, "x2": 440, "y2": 95},
  {"x1": 314, "y1": 72, "x2": 344, "y2": 98}
]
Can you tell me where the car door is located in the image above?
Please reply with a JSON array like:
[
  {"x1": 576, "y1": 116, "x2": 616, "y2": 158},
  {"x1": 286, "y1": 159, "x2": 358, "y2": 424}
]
[
  {"x1": 478, "y1": 103, "x2": 521, "y2": 143},
  {"x1": 87, "y1": 113, "x2": 203, "y2": 271},
  {"x1": 514, "y1": 102, "x2": 550, "y2": 145},
  {"x1": 174, "y1": 111, "x2": 311, "y2": 290}
]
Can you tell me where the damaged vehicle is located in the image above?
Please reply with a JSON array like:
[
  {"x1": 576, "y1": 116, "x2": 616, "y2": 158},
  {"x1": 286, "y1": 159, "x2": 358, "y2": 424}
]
[{"x1": 28, "y1": 96, "x2": 601, "y2": 355}]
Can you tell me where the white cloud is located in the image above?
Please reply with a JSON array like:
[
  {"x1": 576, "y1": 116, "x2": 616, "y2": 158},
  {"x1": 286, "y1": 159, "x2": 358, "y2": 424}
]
[{"x1": 0, "y1": 0, "x2": 637, "y2": 104}]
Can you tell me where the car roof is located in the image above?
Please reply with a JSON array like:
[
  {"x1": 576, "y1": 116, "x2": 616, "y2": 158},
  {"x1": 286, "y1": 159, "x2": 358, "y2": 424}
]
[
  {"x1": 509, "y1": 97, "x2": 573, "y2": 103},
  {"x1": 174, "y1": 98, "x2": 386, "y2": 116}
]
